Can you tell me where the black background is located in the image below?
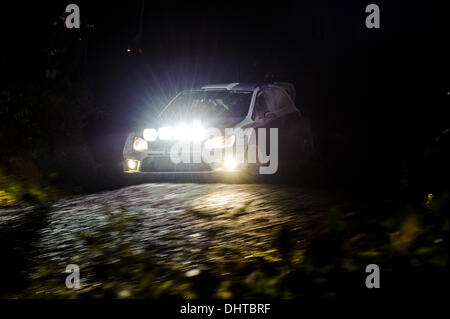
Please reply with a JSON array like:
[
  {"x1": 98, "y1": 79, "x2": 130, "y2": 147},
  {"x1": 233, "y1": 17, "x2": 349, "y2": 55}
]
[{"x1": 1, "y1": 0, "x2": 449, "y2": 195}]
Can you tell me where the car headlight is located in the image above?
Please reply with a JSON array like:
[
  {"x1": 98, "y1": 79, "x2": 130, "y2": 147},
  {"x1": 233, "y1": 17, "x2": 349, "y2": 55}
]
[
  {"x1": 158, "y1": 126, "x2": 173, "y2": 140},
  {"x1": 204, "y1": 135, "x2": 235, "y2": 149},
  {"x1": 126, "y1": 159, "x2": 139, "y2": 170},
  {"x1": 133, "y1": 137, "x2": 148, "y2": 151},
  {"x1": 143, "y1": 122, "x2": 206, "y2": 141},
  {"x1": 223, "y1": 156, "x2": 238, "y2": 169},
  {"x1": 173, "y1": 124, "x2": 190, "y2": 140},
  {"x1": 143, "y1": 128, "x2": 158, "y2": 141},
  {"x1": 191, "y1": 122, "x2": 206, "y2": 141}
]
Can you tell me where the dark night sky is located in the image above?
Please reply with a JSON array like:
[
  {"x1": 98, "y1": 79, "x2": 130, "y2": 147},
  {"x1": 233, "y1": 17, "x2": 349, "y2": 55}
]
[{"x1": 1, "y1": 0, "x2": 449, "y2": 191}]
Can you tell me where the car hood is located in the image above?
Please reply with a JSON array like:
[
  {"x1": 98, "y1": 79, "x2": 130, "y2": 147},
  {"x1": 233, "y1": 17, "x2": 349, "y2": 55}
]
[
  {"x1": 206, "y1": 116, "x2": 246, "y2": 128},
  {"x1": 148, "y1": 116, "x2": 245, "y2": 129}
]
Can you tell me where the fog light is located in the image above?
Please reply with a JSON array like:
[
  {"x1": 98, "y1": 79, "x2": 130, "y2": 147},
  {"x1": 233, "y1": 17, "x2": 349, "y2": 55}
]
[
  {"x1": 224, "y1": 157, "x2": 237, "y2": 170},
  {"x1": 127, "y1": 159, "x2": 139, "y2": 170}
]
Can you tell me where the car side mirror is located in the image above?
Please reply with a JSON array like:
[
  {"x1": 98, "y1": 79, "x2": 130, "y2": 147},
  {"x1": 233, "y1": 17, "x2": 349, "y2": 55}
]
[{"x1": 264, "y1": 111, "x2": 276, "y2": 120}]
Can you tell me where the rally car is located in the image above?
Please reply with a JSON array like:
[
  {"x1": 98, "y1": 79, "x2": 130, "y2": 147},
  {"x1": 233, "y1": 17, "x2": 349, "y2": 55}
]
[{"x1": 123, "y1": 82, "x2": 314, "y2": 177}]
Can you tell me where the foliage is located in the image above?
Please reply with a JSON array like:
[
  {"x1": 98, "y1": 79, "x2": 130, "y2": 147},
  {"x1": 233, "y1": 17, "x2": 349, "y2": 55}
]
[{"x1": 0, "y1": 159, "x2": 64, "y2": 206}]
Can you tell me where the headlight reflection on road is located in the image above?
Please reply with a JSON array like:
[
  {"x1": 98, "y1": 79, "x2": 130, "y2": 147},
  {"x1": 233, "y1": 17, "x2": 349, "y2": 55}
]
[{"x1": 194, "y1": 189, "x2": 252, "y2": 210}]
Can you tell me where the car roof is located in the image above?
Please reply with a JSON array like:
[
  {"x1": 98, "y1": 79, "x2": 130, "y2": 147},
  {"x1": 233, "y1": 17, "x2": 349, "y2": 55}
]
[
  {"x1": 201, "y1": 83, "x2": 260, "y2": 91},
  {"x1": 200, "y1": 82, "x2": 296, "y2": 102}
]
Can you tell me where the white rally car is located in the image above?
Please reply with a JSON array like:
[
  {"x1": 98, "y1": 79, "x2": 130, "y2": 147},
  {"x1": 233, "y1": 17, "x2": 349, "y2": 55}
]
[{"x1": 123, "y1": 82, "x2": 314, "y2": 177}]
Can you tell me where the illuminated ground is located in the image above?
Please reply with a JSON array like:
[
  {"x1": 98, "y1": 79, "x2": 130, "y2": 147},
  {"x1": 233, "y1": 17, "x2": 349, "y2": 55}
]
[
  {"x1": 1, "y1": 183, "x2": 447, "y2": 299},
  {"x1": 0, "y1": 183, "x2": 340, "y2": 276}
]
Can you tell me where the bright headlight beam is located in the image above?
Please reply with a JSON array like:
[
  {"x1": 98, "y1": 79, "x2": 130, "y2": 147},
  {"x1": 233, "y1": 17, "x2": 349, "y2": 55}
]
[
  {"x1": 173, "y1": 124, "x2": 190, "y2": 140},
  {"x1": 143, "y1": 128, "x2": 158, "y2": 141},
  {"x1": 158, "y1": 126, "x2": 173, "y2": 140},
  {"x1": 149, "y1": 122, "x2": 206, "y2": 141},
  {"x1": 191, "y1": 122, "x2": 206, "y2": 141},
  {"x1": 224, "y1": 157, "x2": 237, "y2": 170},
  {"x1": 159, "y1": 121, "x2": 206, "y2": 141}
]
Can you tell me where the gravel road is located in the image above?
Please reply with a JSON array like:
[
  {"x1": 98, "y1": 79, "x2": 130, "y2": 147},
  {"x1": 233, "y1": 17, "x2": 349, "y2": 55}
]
[{"x1": 0, "y1": 183, "x2": 341, "y2": 278}]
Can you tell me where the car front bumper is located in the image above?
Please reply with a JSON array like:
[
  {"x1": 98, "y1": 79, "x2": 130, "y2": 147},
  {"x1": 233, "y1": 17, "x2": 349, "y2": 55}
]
[
  {"x1": 123, "y1": 153, "x2": 246, "y2": 174},
  {"x1": 123, "y1": 131, "x2": 249, "y2": 174}
]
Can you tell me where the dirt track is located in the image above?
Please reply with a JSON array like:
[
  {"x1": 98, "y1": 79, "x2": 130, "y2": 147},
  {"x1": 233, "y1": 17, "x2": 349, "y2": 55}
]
[{"x1": 0, "y1": 183, "x2": 342, "y2": 275}]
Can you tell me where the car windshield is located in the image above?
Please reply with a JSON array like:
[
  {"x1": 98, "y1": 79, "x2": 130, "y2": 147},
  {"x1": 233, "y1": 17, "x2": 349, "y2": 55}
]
[{"x1": 160, "y1": 90, "x2": 252, "y2": 120}]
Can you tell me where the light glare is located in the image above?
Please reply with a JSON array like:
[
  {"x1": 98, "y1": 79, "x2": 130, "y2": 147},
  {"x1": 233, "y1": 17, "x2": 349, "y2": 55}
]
[
  {"x1": 224, "y1": 157, "x2": 237, "y2": 170},
  {"x1": 192, "y1": 122, "x2": 206, "y2": 141},
  {"x1": 133, "y1": 137, "x2": 148, "y2": 151},
  {"x1": 159, "y1": 122, "x2": 206, "y2": 141},
  {"x1": 143, "y1": 128, "x2": 158, "y2": 141},
  {"x1": 173, "y1": 124, "x2": 190, "y2": 140},
  {"x1": 127, "y1": 159, "x2": 138, "y2": 170},
  {"x1": 158, "y1": 127, "x2": 173, "y2": 140}
]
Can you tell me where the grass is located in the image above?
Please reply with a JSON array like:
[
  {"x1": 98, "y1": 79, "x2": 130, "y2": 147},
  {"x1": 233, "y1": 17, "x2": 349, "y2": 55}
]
[{"x1": 0, "y1": 160, "x2": 65, "y2": 207}]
